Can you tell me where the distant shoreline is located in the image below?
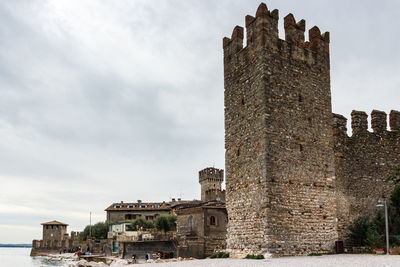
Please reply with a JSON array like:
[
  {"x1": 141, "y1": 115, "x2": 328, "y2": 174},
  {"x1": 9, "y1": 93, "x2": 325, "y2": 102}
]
[{"x1": 0, "y1": 244, "x2": 32, "y2": 248}]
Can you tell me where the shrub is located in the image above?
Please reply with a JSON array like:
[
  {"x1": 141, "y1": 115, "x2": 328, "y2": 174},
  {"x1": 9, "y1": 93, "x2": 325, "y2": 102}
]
[
  {"x1": 245, "y1": 254, "x2": 264, "y2": 259},
  {"x1": 349, "y1": 215, "x2": 384, "y2": 248},
  {"x1": 308, "y1": 253, "x2": 322, "y2": 256},
  {"x1": 127, "y1": 218, "x2": 155, "y2": 231},
  {"x1": 210, "y1": 252, "x2": 229, "y2": 258},
  {"x1": 349, "y1": 216, "x2": 371, "y2": 246},
  {"x1": 365, "y1": 226, "x2": 384, "y2": 249}
]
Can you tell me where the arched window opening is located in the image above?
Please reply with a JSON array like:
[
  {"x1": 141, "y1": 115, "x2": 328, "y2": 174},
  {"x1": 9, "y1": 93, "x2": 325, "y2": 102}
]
[{"x1": 210, "y1": 216, "x2": 216, "y2": 226}]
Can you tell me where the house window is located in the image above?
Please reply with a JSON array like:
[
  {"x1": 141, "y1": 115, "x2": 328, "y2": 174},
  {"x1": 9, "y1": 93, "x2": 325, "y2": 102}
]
[
  {"x1": 152, "y1": 204, "x2": 160, "y2": 208},
  {"x1": 114, "y1": 205, "x2": 122, "y2": 208},
  {"x1": 127, "y1": 205, "x2": 135, "y2": 208},
  {"x1": 210, "y1": 216, "x2": 216, "y2": 226},
  {"x1": 125, "y1": 214, "x2": 138, "y2": 220},
  {"x1": 145, "y1": 216, "x2": 154, "y2": 220}
]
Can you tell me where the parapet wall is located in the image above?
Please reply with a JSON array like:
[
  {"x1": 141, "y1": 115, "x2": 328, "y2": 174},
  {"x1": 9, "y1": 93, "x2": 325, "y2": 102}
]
[
  {"x1": 334, "y1": 110, "x2": 400, "y2": 136},
  {"x1": 223, "y1": 3, "x2": 329, "y2": 68},
  {"x1": 333, "y1": 110, "x2": 400, "y2": 244},
  {"x1": 31, "y1": 231, "x2": 81, "y2": 256}
]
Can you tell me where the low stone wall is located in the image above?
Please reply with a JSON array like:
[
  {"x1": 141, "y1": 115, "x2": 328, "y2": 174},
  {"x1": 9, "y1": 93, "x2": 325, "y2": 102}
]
[
  {"x1": 177, "y1": 240, "x2": 205, "y2": 259},
  {"x1": 121, "y1": 241, "x2": 176, "y2": 259}
]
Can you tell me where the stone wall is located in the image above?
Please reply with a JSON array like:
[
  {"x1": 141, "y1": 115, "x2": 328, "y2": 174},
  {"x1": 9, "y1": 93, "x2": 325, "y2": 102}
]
[
  {"x1": 333, "y1": 110, "x2": 400, "y2": 244},
  {"x1": 121, "y1": 241, "x2": 175, "y2": 259},
  {"x1": 176, "y1": 206, "x2": 227, "y2": 258},
  {"x1": 42, "y1": 224, "x2": 67, "y2": 246},
  {"x1": 31, "y1": 231, "x2": 81, "y2": 256},
  {"x1": 177, "y1": 208, "x2": 205, "y2": 238},
  {"x1": 203, "y1": 208, "x2": 227, "y2": 256},
  {"x1": 224, "y1": 3, "x2": 337, "y2": 257}
]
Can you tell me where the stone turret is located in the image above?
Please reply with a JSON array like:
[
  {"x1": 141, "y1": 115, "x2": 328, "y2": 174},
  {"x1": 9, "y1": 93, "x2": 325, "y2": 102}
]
[{"x1": 199, "y1": 167, "x2": 225, "y2": 202}]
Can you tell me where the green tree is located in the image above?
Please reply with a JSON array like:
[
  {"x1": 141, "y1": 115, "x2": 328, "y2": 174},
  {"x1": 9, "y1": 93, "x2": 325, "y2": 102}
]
[
  {"x1": 78, "y1": 222, "x2": 108, "y2": 242},
  {"x1": 391, "y1": 185, "x2": 400, "y2": 214},
  {"x1": 167, "y1": 215, "x2": 177, "y2": 231},
  {"x1": 155, "y1": 215, "x2": 176, "y2": 232}
]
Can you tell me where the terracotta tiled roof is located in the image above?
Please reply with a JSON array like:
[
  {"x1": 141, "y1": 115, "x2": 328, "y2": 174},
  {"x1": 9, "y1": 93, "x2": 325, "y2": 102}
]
[
  {"x1": 105, "y1": 202, "x2": 172, "y2": 212},
  {"x1": 41, "y1": 220, "x2": 68, "y2": 226},
  {"x1": 170, "y1": 200, "x2": 203, "y2": 210},
  {"x1": 174, "y1": 200, "x2": 225, "y2": 211}
]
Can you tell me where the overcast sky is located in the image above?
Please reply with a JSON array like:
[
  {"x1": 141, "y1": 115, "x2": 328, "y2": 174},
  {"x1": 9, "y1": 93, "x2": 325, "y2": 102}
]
[{"x1": 0, "y1": 0, "x2": 399, "y2": 243}]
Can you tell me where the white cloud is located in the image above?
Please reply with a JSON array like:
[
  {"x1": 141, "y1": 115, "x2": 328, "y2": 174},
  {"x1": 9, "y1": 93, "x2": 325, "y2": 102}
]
[{"x1": 0, "y1": 0, "x2": 399, "y2": 243}]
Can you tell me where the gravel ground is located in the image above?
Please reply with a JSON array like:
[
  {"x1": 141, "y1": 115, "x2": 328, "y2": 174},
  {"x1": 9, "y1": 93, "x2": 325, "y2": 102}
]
[
  {"x1": 141, "y1": 255, "x2": 400, "y2": 267},
  {"x1": 65, "y1": 254, "x2": 400, "y2": 267}
]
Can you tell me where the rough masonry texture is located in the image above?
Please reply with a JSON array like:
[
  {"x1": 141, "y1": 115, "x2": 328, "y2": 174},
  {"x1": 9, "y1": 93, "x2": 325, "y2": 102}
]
[
  {"x1": 334, "y1": 110, "x2": 400, "y2": 243},
  {"x1": 223, "y1": 3, "x2": 399, "y2": 257}
]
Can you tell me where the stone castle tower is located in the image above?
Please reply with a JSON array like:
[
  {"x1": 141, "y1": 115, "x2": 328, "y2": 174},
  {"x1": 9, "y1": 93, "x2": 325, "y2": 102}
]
[
  {"x1": 41, "y1": 220, "x2": 68, "y2": 247},
  {"x1": 223, "y1": 3, "x2": 337, "y2": 256},
  {"x1": 199, "y1": 167, "x2": 225, "y2": 202}
]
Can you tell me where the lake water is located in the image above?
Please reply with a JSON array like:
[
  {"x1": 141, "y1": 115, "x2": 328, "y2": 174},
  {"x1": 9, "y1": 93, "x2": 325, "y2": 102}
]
[{"x1": 0, "y1": 247, "x2": 73, "y2": 267}]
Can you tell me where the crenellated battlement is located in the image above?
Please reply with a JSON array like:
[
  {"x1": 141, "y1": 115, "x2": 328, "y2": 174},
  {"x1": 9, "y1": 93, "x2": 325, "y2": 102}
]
[
  {"x1": 390, "y1": 110, "x2": 400, "y2": 132},
  {"x1": 223, "y1": 3, "x2": 329, "y2": 63},
  {"x1": 371, "y1": 110, "x2": 387, "y2": 133},
  {"x1": 333, "y1": 113, "x2": 347, "y2": 136},
  {"x1": 284, "y1": 14, "x2": 305, "y2": 45},
  {"x1": 351, "y1": 110, "x2": 368, "y2": 135},
  {"x1": 199, "y1": 167, "x2": 224, "y2": 184},
  {"x1": 333, "y1": 110, "x2": 400, "y2": 137}
]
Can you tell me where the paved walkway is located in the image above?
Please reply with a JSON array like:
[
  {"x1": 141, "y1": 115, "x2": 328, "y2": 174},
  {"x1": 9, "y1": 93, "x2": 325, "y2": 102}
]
[{"x1": 65, "y1": 254, "x2": 400, "y2": 267}]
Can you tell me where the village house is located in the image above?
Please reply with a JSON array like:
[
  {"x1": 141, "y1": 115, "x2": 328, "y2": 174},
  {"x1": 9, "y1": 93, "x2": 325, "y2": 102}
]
[
  {"x1": 175, "y1": 167, "x2": 228, "y2": 258},
  {"x1": 105, "y1": 200, "x2": 172, "y2": 223}
]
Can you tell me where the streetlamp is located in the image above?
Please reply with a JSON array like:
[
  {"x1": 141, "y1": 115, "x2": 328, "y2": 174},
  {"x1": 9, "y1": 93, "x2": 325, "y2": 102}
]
[
  {"x1": 89, "y1": 211, "x2": 92, "y2": 240},
  {"x1": 376, "y1": 199, "x2": 389, "y2": 255}
]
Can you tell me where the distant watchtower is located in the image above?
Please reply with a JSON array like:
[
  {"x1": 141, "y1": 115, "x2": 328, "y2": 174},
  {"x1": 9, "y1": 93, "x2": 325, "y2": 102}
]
[
  {"x1": 41, "y1": 220, "x2": 68, "y2": 248},
  {"x1": 224, "y1": 3, "x2": 337, "y2": 257},
  {"x1": 199, "y1": 167, "x2": 225, "y2": 202}
]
